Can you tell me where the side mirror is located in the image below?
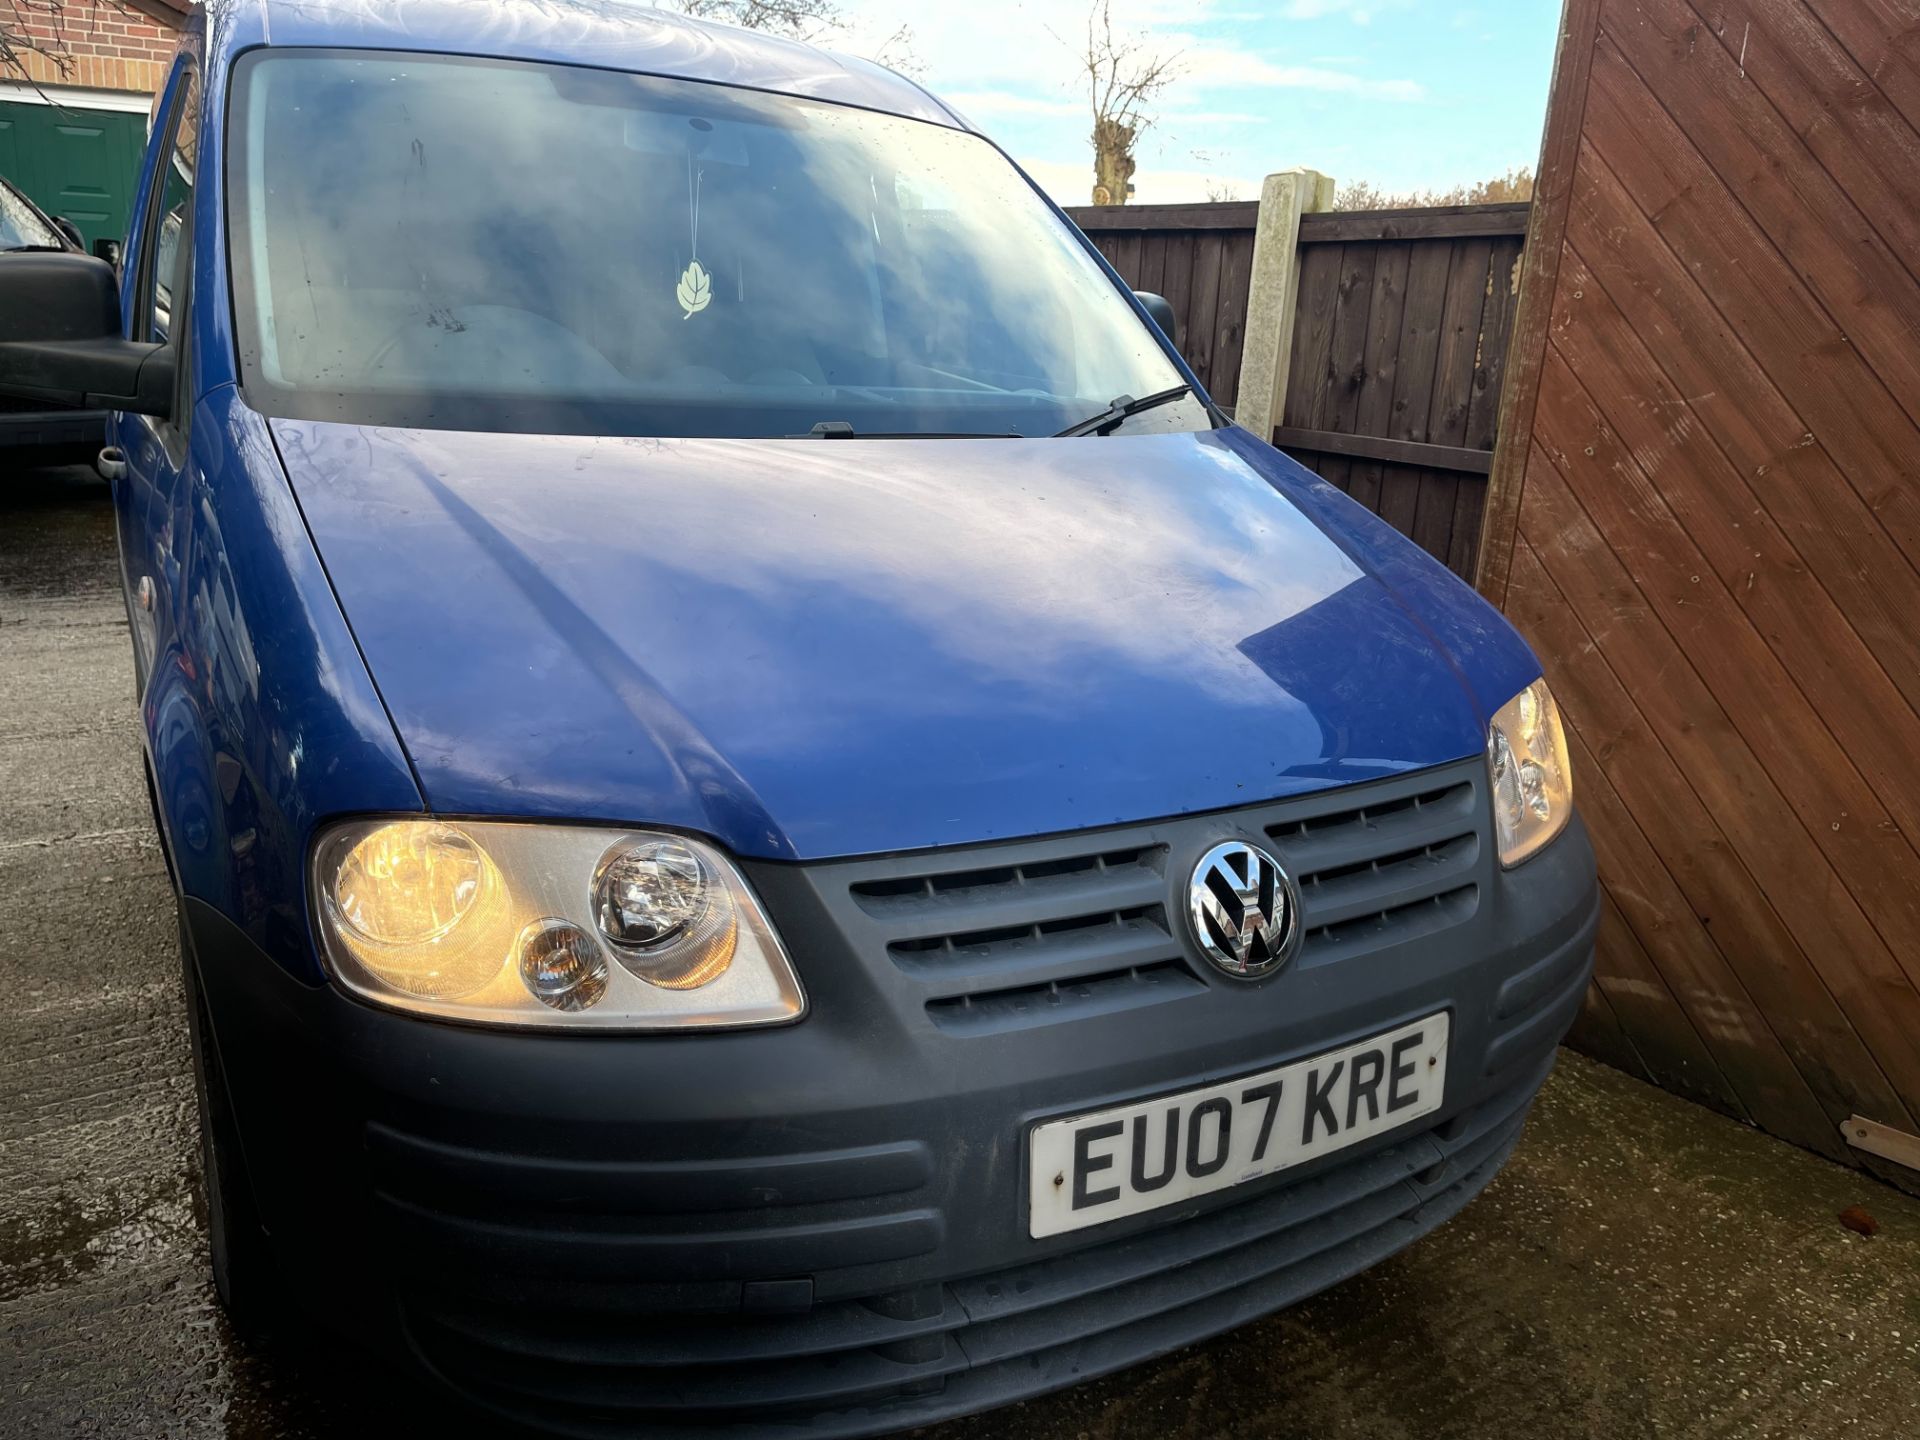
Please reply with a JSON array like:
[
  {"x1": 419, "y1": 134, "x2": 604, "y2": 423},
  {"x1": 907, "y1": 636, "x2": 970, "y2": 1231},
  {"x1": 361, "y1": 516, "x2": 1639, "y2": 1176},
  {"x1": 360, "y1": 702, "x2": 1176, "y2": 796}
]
[
  {"x1": 1132, "y1": 290, "x2": 1177, "y2": 346},
  {"x1": 92, "y1": 237, "x2": 123, "y2": 271},
  {"x1": 0, "y1": 253, "x2": 173, "y2": 417},
  {"x1": 52, "y1": 216, "x2": 86, "y2": 251}
]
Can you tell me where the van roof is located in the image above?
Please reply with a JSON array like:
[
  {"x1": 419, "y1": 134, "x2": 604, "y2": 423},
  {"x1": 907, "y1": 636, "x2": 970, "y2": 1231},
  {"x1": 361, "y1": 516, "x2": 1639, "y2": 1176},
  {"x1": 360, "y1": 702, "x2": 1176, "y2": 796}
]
[{"x1": 212, "y1": 0, "x2": 964, "y2": 130}]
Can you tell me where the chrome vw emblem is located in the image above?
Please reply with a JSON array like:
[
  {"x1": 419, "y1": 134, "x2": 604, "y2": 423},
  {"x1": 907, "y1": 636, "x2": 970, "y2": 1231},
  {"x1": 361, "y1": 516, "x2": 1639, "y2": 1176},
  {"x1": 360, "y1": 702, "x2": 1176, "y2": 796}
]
[{"x1": 1187, "y1": 841, "x2": 1299, "y2": 979}]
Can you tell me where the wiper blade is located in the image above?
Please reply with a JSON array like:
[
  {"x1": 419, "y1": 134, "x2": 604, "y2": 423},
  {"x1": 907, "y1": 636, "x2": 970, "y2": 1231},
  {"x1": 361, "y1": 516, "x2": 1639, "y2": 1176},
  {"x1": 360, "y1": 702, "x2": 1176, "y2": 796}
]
[
  {"x1": 1053, "y1": 383, "x2": 1194, "y2": 438},
  {"x1": 791, "y1": 421, "x2": 1020, "y2": 439},
  {"x1": 2, "y1": 244, "x2": 68, "y2": 254}
]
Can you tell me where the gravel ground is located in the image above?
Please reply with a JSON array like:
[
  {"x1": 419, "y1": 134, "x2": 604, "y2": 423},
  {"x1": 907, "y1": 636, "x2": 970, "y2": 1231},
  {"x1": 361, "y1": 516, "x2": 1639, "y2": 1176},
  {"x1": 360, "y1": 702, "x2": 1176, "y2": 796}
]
[{"x1": 3, "y1": 460, "x2": 1916, "y2": 1439}]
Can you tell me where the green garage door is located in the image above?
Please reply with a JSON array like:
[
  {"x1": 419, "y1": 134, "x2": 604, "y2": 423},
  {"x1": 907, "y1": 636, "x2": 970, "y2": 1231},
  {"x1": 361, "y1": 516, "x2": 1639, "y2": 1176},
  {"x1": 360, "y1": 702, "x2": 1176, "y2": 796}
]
[{"x1": 0, "y1": 100, "x2": 148, "y2": 252}]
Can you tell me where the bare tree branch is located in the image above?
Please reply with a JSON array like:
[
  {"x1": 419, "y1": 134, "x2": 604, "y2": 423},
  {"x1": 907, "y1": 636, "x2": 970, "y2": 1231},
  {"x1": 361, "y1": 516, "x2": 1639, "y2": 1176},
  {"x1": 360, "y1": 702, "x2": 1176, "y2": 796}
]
[
  {"x1": 1080, "y1": 0, "x2": 1181, "y2": 206},
  {"x1": 657, "y1": 0, "x2": 920, "y2": 75},
  {"x1": 3, "y1": 0, "x2": 134, "y2": 93},
  {"x1": 663, "y1": 0, "x2": 839, "y2": 39}
]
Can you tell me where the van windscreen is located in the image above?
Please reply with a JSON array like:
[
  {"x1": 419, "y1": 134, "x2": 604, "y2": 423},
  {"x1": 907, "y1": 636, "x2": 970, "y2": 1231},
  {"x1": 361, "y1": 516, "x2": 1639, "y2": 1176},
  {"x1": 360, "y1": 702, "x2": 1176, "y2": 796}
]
[{"x1": 225, "y1": 50, "x2": 1204, "y2": 440}]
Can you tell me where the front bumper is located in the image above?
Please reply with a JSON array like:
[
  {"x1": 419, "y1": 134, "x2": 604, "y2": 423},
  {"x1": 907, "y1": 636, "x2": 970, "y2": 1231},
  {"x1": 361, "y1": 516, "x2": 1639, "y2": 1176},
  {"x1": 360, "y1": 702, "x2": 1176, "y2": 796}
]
[{"x1": 189, "y1": 765, "x2": 1597, "y2": 1437}]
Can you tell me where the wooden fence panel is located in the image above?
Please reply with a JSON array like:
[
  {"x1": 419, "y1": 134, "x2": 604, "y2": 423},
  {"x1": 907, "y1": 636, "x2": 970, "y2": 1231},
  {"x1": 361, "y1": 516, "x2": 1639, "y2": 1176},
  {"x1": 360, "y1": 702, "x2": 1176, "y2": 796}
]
[
  {"x1": 1065, "y1": 202, "x2": 1259, "y2": 407},
  {"x1": 1278, "y1": 209, "x2": 1527, "y2": 578},
  {"x1": 1478, "y1": 0, "x2": 1920, "y2": 1183}
]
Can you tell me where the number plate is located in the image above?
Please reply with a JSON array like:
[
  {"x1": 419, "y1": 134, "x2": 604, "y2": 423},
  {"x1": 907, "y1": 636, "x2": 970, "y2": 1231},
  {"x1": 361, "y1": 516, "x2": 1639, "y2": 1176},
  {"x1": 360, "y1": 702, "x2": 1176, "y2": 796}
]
[{"x1": 1027, "y1": 1013, "x2": 1450, "y2": 1238}]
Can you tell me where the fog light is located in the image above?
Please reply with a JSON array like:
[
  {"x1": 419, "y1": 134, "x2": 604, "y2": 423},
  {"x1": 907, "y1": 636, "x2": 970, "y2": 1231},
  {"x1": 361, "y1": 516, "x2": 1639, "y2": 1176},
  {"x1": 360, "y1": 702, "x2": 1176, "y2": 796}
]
[{"x1": 518, "y1": 921, "x2": 609, "y2": 1011}]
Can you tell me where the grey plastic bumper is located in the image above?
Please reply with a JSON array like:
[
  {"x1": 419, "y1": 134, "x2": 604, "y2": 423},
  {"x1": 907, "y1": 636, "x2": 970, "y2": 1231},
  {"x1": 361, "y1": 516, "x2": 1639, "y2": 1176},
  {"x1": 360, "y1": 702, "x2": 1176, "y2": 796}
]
[{"x1": 187, "y1": 791, "x2": 1597, "y2": 1436}]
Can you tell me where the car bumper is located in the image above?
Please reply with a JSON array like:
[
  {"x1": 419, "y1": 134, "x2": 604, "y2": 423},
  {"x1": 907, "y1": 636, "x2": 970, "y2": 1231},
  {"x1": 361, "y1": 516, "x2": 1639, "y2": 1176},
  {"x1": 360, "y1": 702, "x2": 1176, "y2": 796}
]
[{"x1": 187, "y1": 777, "x2": 1597, "y2": 1438}]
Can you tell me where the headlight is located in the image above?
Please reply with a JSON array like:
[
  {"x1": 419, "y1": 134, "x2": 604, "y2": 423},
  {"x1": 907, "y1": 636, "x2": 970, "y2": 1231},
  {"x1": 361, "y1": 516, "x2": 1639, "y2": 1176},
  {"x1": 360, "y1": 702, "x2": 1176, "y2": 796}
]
[
  {"x1": 312, "y1": 820, "x2": 804, "y2": 1029},
  {"x1": 1487, "y1": 678, "x2": 1574, "y2": 867}
]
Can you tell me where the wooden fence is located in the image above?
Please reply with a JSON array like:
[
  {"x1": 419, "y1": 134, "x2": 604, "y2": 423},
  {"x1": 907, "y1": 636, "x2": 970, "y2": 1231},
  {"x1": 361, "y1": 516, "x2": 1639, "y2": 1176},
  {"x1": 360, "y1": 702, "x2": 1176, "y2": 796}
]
[
  {"x1": 1069, "y1": 198, "x2": 1528, "y2": 579},
  {"x1": 1480, "y1": 0, "x2": 1920, "y2": 1184},
  {"x1": 1279, "y1": 204, "x2": 1527, "y2": 580},
  {"x1": 1065, "y1": 202, "x2": 1259, "y2": 410}
]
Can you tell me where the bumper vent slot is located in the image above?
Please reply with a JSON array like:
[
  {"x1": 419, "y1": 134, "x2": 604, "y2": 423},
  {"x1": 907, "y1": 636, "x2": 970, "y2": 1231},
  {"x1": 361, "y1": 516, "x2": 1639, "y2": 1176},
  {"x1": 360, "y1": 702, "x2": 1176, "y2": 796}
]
[
  {"x1": 888, "y1": 905, "x2": 1172, "y2": 976},
  {"x1": 1266, "y1": 778, "x2": 1482, "y2": 960},
  {"x1": 847, "y1": 844, "x2": 1181, "y2": 1031},
  {"x1": 850, "y1": 844, "x2": 1164, "y2": 913},
  {"x1": 924, "y1": 960, "x2": 1203, "y2": 1035}
]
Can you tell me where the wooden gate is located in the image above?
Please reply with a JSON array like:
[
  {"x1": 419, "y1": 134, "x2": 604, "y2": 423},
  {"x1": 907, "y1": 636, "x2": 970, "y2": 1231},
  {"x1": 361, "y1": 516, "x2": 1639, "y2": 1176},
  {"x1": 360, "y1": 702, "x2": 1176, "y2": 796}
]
[{"x1": 1479, "y1": 0, "x2": 1920, "y2": 1182}]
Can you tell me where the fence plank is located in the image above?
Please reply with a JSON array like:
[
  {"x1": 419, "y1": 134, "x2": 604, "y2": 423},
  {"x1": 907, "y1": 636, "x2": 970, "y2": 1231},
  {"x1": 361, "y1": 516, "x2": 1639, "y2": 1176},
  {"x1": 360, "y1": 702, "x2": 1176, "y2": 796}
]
[
  {"x1": 1067, "y1": 201, "x2": 1260, "y2": 231},
  {"x1": 1464, "y1": 238, "x2": 1523, "y2": 450},
  {"x1": 1209, "y1": 218, "x2": 1256, "y2": 409},
  {"x1": 1299, "y1": 203, "x2": 1531, "y2": 242},
  {"x1": 1391, "y1": 241, "x2": 1454, "y2": 443},
  {"x1": 1323, "y1": 243, "x2": 1381, "y2": 508},
  {"x1": 1271, "y1": 427, "x2": 1493, "y2": 473},
  {"x1": 1282, "y1": 243, "x2": 1345, "y2": 431},
  {"x1": 1158, "y1": 230, "x2": 1196, "y2": 358},
  {"x1": 1806, "y1": 0, "x2": 1920, "y2": 139},
  {"x1": 1351, "y1": 242, "x2": 1413, "y2": 522},
  {"x1": 1185, "y1": 232, "x2": 1226, "y2": 397},
  {"x1": 1475, "y1": 0, "x2": 1602, "y2": 604},
  {"x1": 1428, "y1": 238, "x2": 1494, "y2": 451}
]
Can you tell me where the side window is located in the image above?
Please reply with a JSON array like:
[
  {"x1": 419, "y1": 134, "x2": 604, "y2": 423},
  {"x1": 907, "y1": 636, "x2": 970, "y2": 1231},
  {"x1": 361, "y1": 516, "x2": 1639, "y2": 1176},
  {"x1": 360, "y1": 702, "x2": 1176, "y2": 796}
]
[{"x1": 146, "y1": 69, "x2": 199, "y2": 345}]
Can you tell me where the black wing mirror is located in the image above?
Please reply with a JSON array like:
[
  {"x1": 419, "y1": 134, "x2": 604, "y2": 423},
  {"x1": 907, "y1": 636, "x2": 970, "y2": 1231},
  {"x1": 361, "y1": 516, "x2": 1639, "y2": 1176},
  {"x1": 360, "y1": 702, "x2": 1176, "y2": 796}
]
[
  {"x1": 0, "y1": 253, "x2": 172, "y2": 417},
  {"x1": 92, "y1": 237, "x2": 123, "y2": 271},
  {"x1": 1133, "y1": 290, "x2": 1177, "y2": 346},
  {"x1": 51, "y1": 216, "x2": 86, "y2": 251}
]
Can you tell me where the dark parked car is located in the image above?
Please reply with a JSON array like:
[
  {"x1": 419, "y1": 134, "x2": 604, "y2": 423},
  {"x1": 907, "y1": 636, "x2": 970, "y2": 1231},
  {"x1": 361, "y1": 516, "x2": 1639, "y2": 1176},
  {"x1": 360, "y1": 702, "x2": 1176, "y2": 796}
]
[
  {"x1": 0, "y1": 173, "x2": 113, "y2": 458},
  {"x1": 0, "y1": 1, "x2": 1597, "y2": 1435}
]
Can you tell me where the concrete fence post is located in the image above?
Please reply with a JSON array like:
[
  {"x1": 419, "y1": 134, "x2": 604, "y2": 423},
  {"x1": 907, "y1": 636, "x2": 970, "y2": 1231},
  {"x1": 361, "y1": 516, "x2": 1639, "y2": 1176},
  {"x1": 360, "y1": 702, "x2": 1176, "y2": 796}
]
[{"x1": 1234, "y1": 168, "x2": 1336, "y2": 442}]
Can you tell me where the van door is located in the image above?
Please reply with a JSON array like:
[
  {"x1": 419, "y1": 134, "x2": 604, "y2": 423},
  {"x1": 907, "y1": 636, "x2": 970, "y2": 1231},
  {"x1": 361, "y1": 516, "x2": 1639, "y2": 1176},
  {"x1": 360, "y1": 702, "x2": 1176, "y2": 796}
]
[{"x1": 112, "y1": 60, "x2": 198, "y2": 698}]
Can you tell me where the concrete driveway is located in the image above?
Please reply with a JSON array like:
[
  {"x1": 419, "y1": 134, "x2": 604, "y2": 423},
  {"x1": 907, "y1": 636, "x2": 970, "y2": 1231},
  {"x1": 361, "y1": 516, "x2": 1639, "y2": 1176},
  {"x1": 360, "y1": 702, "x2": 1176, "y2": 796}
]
[{"x1": 3, "y1": 460, "x2": 1917, "y2": 1439}]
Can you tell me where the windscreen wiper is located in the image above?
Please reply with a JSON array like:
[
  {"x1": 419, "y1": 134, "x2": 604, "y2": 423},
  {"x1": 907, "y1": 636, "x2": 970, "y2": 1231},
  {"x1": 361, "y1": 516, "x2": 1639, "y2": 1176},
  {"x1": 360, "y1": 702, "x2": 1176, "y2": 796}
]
[
  {"x1": 791, "y1": 421, "x2": 1021, "y2": 439},
  {"x1": 1052, "y1": 384, "x2": 1194, "y2": 438}
]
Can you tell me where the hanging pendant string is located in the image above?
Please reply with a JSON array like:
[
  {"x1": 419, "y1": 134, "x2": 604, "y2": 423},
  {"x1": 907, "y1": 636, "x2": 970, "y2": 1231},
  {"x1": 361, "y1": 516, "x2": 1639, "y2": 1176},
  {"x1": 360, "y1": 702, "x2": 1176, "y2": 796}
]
[{"x1": 686, "y1": 149, "x2": 702, "y2": 262}]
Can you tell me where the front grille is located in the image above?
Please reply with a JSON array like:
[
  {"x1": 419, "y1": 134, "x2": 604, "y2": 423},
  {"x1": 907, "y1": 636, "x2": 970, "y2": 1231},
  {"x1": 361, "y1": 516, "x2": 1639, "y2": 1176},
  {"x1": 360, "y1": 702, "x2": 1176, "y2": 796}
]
[
  {"x1": 827, "y1": 762, "x2": 1485, "y2": 1036},
  {"x1": 1267, "y1": 774, "x2": 1481, "y2": 962},
  {"x1": 400, "y1": 1052, "x2": 1552, "y2": 1436}
]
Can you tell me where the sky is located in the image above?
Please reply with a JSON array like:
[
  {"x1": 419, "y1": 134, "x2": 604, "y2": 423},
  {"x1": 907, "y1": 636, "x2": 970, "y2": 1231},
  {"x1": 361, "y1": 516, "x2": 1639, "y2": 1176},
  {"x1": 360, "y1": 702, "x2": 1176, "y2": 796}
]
[{"x1": 833, "y1": 0, "x2": 1565, "y2": 207}]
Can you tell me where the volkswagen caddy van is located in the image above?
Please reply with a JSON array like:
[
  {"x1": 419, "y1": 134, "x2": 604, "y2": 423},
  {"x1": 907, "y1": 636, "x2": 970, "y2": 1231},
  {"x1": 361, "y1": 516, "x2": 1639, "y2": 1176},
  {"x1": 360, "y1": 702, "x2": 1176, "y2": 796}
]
[{"x1": 0, "y1": 2, "x2": 1597, "y2": 1433}]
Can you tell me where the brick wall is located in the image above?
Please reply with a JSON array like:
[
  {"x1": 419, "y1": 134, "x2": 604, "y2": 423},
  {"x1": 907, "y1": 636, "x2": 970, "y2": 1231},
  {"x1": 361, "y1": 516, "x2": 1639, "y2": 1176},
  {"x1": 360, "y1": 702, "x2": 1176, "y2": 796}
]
[{"x1": 14, "y1": 0, "x2": 185, "y2": 96}]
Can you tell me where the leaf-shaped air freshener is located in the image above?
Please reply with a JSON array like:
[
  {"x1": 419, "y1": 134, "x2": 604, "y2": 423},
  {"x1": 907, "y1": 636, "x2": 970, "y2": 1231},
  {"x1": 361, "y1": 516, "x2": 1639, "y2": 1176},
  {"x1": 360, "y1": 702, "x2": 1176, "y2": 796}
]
[{"x1": 677, "y1": 260, "x2": 712, "y2": 319}]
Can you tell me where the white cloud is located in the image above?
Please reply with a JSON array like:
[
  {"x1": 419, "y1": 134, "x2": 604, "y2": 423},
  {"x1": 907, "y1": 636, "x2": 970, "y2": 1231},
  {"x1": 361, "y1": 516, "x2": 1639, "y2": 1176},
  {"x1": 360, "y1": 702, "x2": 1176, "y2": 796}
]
[
  {"x1": 836, "y1": 1, "x2": 1424, "y2": 109},
  {"x1": 942, "y1": 90, "x2": 1083, "y2": 118},
  {"x1": 1181, "y1": 46, "x2": 1425, "y2": 99},
  {"x1": 1163, "y1": 109, "x2": 1267, "y2": 126}
]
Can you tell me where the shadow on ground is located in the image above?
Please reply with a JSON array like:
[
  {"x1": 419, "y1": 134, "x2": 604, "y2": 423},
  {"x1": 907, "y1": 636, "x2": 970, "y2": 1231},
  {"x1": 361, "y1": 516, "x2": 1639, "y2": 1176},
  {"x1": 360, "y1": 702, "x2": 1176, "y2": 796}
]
[{"x1": 3, "y1": 463, "x2": 1915, "y2": 1438}]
